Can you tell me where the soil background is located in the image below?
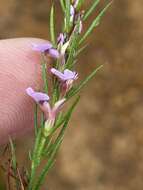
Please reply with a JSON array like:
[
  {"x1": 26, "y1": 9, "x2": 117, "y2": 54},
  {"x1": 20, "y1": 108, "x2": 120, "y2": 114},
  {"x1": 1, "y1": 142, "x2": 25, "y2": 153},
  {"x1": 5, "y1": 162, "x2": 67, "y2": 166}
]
[{"x1": 0, "y1": 0, "x2": 143, "y2": 190}]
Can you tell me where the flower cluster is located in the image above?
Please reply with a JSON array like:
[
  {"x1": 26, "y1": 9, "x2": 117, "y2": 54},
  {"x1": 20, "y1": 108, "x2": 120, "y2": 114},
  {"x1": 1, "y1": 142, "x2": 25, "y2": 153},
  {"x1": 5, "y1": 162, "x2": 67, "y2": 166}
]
[
  {"x1": 26, "y1": 41, "x2": 78, "y2": 134},
  {"x1": 26, "y1": 1, "x2": 84, "y2": 136},
  {"x1": 26, "y1": 1, "x2": 81, "y2": 135}
]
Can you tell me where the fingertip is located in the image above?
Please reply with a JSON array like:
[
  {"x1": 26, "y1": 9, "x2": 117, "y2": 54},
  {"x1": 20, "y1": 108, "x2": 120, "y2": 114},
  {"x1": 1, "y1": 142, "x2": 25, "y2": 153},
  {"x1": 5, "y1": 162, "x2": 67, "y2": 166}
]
[{"x1": 0, "y1": 38, "x2": 50, "y2": 143}]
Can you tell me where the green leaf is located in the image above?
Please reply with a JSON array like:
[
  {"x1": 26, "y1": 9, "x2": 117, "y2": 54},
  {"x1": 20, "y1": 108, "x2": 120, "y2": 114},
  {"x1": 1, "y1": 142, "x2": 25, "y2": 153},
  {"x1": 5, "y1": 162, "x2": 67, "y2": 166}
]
[
  {"x1": 34, "y1": 104, "x2": 38, "y2": 136},
  {"x1": 9, "y1": 138, "x2": 19, "y2": 189},
  {"x1": 41, "y1": 55, "x2": 48, "y2": 94},
  {"x1": 65, "y1": 17, "x2": 82, "y2": 68},
  {"x1": 52, "y1": 96, "x2": 80, "y2": 153},
  {"x1": 42, "y1": 137, "x2": 53, "y2": 157},
  {"x1": 65, "y1": 0, "x2": 71, "y2": 33},
  {"x1": 31, "y1": 129, "x2": 43, "y2": 166},
  {"x1": 46, "y1": 96, "x2": 80, "y2": 160},
  {"x1": 52, "y1": 78, "x2": 60, "y2": 105},
  {"x1": 36, "y1": 135, "x2": 47, "y2": 163},
  {"x1": 66, "y1": 34, "x2": 79, "y2": 69},
  {"x1": 33, "y1": 159, "x2": 54, "y2": 190},
  {"x1": 50, "y1": 4, "x2": 56, "y2": 46},
  {"x1": 66, "y1": 65, "x2": 103, "y2": 99},
  {"x1": 28, "y1": 129, "x2": 43, "y2": 189},
  {"x1": 75, "y1": 44, "x2": 88, "y2": 57},
  {"x1": 79, "y1": 1, "x2": 112, "y2": 45},
  {"x1": 83, "y1": 0, "x2": 100, "y2": 21},
  {"x1": 60, "y1": 0, "x2": 65, "y2": 12},
  {"x1": 50, "y1": 96, "x2": 79, "y2": 137},
  {"x1": 40, "y1": 112, "x2": 44, "y2": 128},
  {"x1": 54, "y1": 112, "x2": 63, "y2": 127},
  {"x1": 76, "y1": 0, "x2": 84, "y2": 11},
  {"x1": 34, "y1": 96, "x2": 80, "y2": 190}
]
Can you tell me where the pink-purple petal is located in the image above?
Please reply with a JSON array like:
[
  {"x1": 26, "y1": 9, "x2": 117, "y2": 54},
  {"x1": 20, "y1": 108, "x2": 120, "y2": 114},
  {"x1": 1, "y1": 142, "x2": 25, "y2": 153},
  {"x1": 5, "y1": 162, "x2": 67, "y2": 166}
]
[
  {"x1": 32, "y1": 43, "x2": 53, "y2": 53},
  {"x1": 64, "y1": 69, "x2": 75, "y2": 79},
  {"x1": 26, "y1": 87, "x2": 50, "y2": 103},
  {"x1": 63, "y1": 69, "x2": 78, "y2": 80},
  {"x1": 51, "y1": 68, "x2": 66, "y2": 81},
  {"x1": 70, "y1": 5, "x2": 75, "y2": 17},
  {"x1": 51, "y1": 68, "x2": 78, "y2": 81},
  {"x1": 48, "y1": 49, "x2": 60, "y2": 58},
  {"x1": 57, "y1": 33, "x2": 64, "y2": 44}
]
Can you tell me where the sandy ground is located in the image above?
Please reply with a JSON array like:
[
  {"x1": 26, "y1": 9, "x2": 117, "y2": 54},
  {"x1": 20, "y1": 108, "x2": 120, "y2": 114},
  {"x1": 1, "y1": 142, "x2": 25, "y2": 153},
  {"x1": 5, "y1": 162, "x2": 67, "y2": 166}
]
[{"x1": 0, "y1": 0, "x2": 143, "y2": 189}]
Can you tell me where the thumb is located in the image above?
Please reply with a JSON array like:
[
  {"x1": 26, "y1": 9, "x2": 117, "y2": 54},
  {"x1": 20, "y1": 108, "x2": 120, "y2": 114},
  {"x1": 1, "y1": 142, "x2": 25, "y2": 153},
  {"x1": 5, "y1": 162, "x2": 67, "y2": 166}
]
[{"x1": 0, "y1": 38, "x2": 48, "y2": 144}]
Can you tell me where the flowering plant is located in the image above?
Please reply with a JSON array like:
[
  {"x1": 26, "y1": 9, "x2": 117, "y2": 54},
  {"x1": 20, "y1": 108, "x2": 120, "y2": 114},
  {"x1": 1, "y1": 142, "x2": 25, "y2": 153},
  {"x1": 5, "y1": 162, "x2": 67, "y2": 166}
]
[{"x1": 1, "y1": 0, "x2": 111, "y2": 189}]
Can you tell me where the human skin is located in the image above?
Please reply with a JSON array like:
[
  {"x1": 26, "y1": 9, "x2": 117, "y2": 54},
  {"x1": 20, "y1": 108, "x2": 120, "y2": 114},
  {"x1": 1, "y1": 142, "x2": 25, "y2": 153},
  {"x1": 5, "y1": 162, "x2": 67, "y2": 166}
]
[{"x1": 0, "y1": 38, "x2": 47, "y2": 144}]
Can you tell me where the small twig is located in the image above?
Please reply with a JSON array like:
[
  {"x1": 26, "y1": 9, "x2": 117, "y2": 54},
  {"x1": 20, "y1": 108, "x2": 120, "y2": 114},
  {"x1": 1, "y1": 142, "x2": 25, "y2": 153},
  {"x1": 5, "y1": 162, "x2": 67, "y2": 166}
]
[
  {"x1": 7, "y1": 159, "x2": 12, "y2": 190},
  {"x1": 17, "y1": 168, "x2": 25, "y2": 190}
]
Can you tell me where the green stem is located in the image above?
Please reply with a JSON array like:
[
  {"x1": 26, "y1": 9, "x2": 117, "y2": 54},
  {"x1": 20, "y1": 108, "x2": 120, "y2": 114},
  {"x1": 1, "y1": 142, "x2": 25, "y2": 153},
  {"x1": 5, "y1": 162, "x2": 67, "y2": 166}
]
[
  {"x1": 28, "y1": 130, "x2": 42, "y2": 190},
  {"x1": 41, "y1": 55, "x2": 48, "y2": 94},
  {"x1": 29, "y1": 130, "x2": 48, "y2": 190},
  {"x1": 34, "y1": 104, "x2": 38, "y2": 136},
  {"x1": 60, "y1": 0, "x2": 65, "y2": 11},
  {"x1": 9, "y1": 139, "x2": 19, "y2": 189}
]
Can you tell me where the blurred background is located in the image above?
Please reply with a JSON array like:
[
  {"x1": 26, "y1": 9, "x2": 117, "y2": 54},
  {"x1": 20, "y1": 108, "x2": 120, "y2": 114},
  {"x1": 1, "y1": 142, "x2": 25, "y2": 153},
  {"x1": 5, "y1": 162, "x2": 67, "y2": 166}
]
[{"x1": 0, "y1": 0, "x2": 143, "y2": 189}]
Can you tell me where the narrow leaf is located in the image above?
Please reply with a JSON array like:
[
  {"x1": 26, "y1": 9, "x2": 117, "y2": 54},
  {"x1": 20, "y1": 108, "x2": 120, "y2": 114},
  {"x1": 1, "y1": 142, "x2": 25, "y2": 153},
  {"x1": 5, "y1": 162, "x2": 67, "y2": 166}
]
[
  {"x1": 47, "y1": 96, "x2": 80, "y2": 158},
  {"x1": 67, "y1": 65, "x2": 103, "y2": 99},
  {"x1": 9, "y1": 138, "x2": 17, "y2": 171},
  {"x1": 66, "y1": 34, "x2": 79, "y2": 69},
  {"x1": 60, "y1": 0, "x2": 65, "y2": 12},
  {"x1": 76, "y1": 0, "x2": 84, "y2": 11},
  {"x1": 41, "y1": 55, "x2": 48, "y2": 94},
  {"x1": 34, "y1": 104, "x2": 38, "y2": 136},
  {"x1": 34, "y1": 159, "x2": 54, "y2": 190},
  {"x1": 83, "y1": 0, "x2": 100, "y2": 21},
  {"x1": 50, "y1": 4, "x2": 56, "y2": 46},
  {"x1": 9, "y1": 138, "x2": 19, "y2": 189},
  {"x1": 28, "y1": 129, "x2": 42, "y2": 189},
  {"x1": 32, "y1": 129, "x2": 43, "y2": 166},
  {"x1": 51, "y1": 96, "x2": 80, "y2": 136},
  {"x1": 75, "y1": 44, "x2": 88, "y2": 57},
  {"x1": 80, "y1": 2, "x2": 112, "y2": 45},
  {"x1": 65, "y1": 0, "x2": 70, "y2": 33},
  {"x1": 65, "y1": 17, "x2": 82, "y2": 68}
]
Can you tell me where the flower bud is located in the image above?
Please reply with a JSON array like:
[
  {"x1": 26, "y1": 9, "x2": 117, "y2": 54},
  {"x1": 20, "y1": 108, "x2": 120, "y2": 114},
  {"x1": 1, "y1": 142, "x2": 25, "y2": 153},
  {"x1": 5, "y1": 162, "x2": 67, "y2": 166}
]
[
  {"x1": 43, "y1": 119, "x2": 54, "y2": 137},
  {"x1": 73, "y1": 0, "x2": 84, "y2": 10}
]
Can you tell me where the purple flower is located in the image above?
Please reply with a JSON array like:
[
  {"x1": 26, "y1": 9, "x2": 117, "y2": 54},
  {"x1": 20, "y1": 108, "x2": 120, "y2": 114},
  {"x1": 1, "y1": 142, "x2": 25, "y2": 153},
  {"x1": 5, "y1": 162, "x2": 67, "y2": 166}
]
[
  {"x1": 51, "y1": 68, "x2": 78, "y2": 96},
  {"x1": 70, "y1": 5, "x2": 75, "y2": 22},
  {"x1": 70, "y1": 5, "x2": 75, "y2": 17},
  {"x1": 32, "y1": 42, "x2": 52, "y2": 53},
  {"x1": 32, "y1": 42, "x2": 60, "y2": 59},
  {"x1": 26, "y1": 87, "x2": 49, "y2": 103},
  {"x1": 26, "y1": 87, "x2": 66, "y2": 128},
  {"x1": 57, "y1": 33, "x2": 65, "y2": 45},
  {"x1": 51, "y1": 68, "x2": 78, "y2": 82},
  {"x1": 46, "y1": 98, "x2": 66, "y2": 120},
  {"x1": 43, "y1": 98, "x2": 66, "y2": 136},
  {"x1": 74, "y1": 0, "x2": 78, "y2": 7},
  {"x1": 48, "y1": 49, "x2": 60, "y2": 58}
]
